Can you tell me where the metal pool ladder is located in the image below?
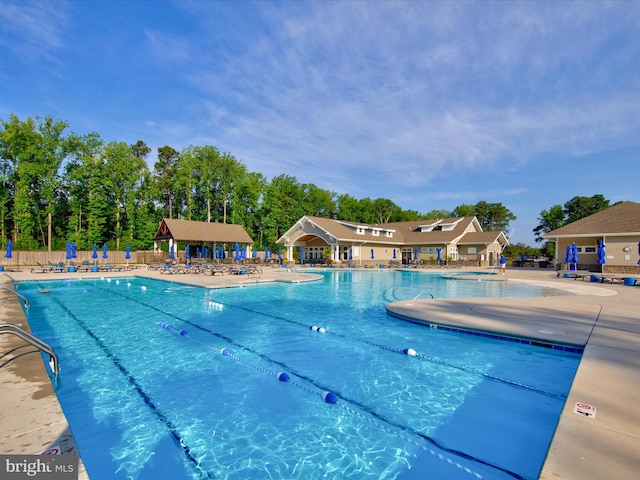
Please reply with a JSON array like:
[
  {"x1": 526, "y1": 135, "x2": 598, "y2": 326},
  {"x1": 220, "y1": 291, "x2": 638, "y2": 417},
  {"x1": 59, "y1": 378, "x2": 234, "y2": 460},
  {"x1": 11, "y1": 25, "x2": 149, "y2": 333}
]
[
  {"x1": 0, "y1": 323, "x2": 59, "y2": 376},
  {"x1": 0, "y1": 285, "x2": 30, "y2": 309}
]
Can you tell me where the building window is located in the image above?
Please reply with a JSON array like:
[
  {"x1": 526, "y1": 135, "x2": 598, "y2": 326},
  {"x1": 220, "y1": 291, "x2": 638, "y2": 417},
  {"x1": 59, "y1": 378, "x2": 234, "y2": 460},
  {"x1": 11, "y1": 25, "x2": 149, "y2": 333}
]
[
  {"x1": 356, "y1": 227, "x2": 364, "y2": 235},
  {"x1": 468, "y1": 247, "x2": 477, "y2": 254},
  {"x1": 583, "y1": 246, "x2": 596, "y2": 253},
  {"x1": 372, "y1": 229, "x2": 380, "y2": 236},
  {"x1": 385, "y1": 231, "x2": 393, "y2": 237}
]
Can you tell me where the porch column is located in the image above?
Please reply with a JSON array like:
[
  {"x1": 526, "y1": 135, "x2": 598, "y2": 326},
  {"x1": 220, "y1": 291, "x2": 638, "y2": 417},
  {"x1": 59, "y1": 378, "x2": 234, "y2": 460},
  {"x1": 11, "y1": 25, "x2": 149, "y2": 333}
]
[{"x1": 287, "y1": 245, "x2": 293, "y2": 262}]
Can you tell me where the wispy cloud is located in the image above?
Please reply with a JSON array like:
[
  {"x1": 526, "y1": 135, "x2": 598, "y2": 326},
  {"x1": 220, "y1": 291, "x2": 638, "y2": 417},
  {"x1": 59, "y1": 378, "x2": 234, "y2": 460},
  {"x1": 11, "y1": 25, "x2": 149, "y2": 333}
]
[{"x1": 0, "y1": 1, "x2": 70, "y2": 63}]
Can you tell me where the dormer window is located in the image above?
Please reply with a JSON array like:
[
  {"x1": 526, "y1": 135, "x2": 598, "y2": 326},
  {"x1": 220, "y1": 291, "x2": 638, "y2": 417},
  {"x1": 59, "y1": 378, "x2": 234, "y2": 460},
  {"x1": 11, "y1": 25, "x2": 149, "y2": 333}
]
[
  {"x1": 372, "y1": 229, "x2": 380, "y2": 236},
  {"x1": 441, "y1": 224, "x2": 454, "y2": 231},
  {"x1": 356, "y1": 227, "x2": 365, "y2": 235},
  {"x1": 385, "y1": 231, "x2": 393, "y2": 238}
]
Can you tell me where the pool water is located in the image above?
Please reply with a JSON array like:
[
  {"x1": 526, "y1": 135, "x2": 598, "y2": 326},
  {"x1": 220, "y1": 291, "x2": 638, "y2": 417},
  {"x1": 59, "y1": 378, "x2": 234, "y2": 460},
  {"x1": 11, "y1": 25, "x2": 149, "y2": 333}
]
[{"x1": 20, "y1": 271, "x2": 580, "y2": 480}]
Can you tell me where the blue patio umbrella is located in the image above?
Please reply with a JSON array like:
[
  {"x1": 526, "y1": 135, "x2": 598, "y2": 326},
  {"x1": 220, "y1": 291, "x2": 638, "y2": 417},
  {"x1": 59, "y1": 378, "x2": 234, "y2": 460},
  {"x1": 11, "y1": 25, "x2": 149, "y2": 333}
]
[
  {"x1": 597, "y1": 241, "x2": 606, "y2": 265},
  {"x1": 349, "y1": 248, "x2": 353, "y2": 260},
  {"x1": 300, "y1": 247, "x2": 305, "y2": 262},
  {"x1": 415, "y1": 248, "x2": 419, "y2": 262},
  {"x1": 65, "y1": 242, "x2": 72, "y2": 260},
  {"x1": 103, "y1": 243, "x2": 108, "y2": 260},
  {"x1": 196, "y1": 247, "x2": 200, "y2": 258},
  {"x1": 235, "y1": 242, "x2": 240, "y2": 261},
  {"x1": 185, "y1": 245, "x2": 191, "y2": 260},
  {"x1": 571, "y1": 242, "x2": 579, "y2": 269},
  {"x1": 370, "y1": 248, "x2": 374, "y2": 259},
  {"x1": 4, "y1": 240, "x2": 12, "y2": 267},
  {"x1": 278, "y1": 247, "x2": 282, "y2": 261},
  {"x1": 565, "y1": 243, "x2": 572, "y2": 266},
  {"x1": 125, "y1": 245, "x2": 131, "y2": 265},
  {"x1": 92, "y1": 244, "x2": 98, "y2": 265},
  {"x1": 169, "y1": 244, "x2": 174, "y2": 259},
  {"x1": 265, "y1": 248, "x2": 270, "y2": 259},
  {"x1": 637, "y1": 242, "x2": 640, "y2": 265},
  {"x1": 393, "y1": 249, "x2": 396, "y2": 259},
  {"x1": 436, "y1": 248, "x2": 441, "y2": 263},
  {"x1": 252, "y1": 249, "x2": 257, "y2": 258}
]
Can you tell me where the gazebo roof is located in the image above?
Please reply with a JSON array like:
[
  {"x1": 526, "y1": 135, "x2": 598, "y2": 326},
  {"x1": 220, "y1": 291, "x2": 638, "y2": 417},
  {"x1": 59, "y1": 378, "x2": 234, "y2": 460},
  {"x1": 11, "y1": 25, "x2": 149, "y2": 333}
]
[{"x1": 152, "y1": 219, "x2": 254, "y2": 244}]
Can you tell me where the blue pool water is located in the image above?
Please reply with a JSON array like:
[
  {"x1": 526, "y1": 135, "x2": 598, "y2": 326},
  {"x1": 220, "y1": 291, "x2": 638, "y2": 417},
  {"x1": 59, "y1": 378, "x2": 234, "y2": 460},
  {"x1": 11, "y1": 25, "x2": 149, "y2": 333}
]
[{"x1": 20, "y1": 271, "x2": 579, "y2": 480}]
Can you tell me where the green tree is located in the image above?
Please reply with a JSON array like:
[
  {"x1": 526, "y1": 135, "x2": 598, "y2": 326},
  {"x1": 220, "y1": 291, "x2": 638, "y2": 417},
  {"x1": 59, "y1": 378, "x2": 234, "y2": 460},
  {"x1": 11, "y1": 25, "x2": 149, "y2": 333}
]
[
  {"x1": 64, "y1": 131, "x2": 105, "y2": 248},
  {"x1": 1, "y1": 115, "x2": 71, "y2": 250},
  {"x1": 451, "y1": 204, "x2": 475, "y2": 218},
  {"x1": 563, "y1": 195, "x2": 610, "y2": 224},
  {"x1": 533, "y1": 205, "x2": 565, "y2": 243},
  {"x1": 153, "y1": 145, "x2": 179, "y2": 219},
  {"x1": 473, "y1": 201, "x2": 516, "y2": 231},
  {"x1": 101, "y1": 141, "x2": 148, "y2": 249}
]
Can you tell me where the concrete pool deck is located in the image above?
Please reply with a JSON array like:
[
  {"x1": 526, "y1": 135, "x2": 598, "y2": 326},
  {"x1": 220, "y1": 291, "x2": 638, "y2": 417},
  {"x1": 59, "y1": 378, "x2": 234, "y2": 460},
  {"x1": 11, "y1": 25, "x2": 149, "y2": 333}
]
[{"x1": 1, "y1": 266, "x2": 639, "y2": 479}]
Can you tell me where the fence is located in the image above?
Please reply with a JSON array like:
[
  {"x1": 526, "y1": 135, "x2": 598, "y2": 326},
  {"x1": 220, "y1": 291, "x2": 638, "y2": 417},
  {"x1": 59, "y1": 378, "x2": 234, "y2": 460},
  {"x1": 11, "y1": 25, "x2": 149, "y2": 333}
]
[{"x1": 0, "y1": 250, "x2": 170, "y2": 267}]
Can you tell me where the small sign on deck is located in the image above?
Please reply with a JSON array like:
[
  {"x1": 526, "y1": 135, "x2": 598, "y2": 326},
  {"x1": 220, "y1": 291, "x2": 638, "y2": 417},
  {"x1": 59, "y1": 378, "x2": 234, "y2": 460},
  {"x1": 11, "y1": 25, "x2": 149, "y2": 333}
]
[{"x1": 574, "y1": 402, "x2": 597, "y2": 418}]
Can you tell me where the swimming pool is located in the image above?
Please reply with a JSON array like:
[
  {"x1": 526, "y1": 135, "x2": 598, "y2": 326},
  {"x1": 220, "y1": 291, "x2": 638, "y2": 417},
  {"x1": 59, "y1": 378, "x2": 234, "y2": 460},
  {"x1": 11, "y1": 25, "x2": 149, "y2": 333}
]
[{"x1": 20, "y1": 271, "x2": 579, "y2": 480}]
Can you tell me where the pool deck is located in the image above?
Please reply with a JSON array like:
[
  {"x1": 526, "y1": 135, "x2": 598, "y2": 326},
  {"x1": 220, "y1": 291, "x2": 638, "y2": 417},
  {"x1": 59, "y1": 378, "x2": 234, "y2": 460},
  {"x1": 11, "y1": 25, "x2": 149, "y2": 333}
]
[{"x1": 1, "y1": 266, "x2": 639, "y2": 479}]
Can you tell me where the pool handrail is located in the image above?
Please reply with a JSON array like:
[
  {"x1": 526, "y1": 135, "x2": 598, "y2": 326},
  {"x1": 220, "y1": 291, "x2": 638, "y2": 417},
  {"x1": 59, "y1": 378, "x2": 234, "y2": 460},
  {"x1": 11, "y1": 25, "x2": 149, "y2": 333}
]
[
  {"x1": 0, "y1": 323, "x2": 59, "y2": 377},
  {"x1": 413, "y1": 292, "x2": 435, "y2": 300},
  {"x1": 0, "y1": 285, "x2": 29, "y2": 309}
]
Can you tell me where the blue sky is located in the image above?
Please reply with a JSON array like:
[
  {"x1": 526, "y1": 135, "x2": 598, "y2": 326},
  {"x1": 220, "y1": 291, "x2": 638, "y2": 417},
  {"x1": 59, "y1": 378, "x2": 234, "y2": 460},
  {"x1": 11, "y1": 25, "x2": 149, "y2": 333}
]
[{"x1": 2, "y1": 1, "x2": 639, "y2": 246}]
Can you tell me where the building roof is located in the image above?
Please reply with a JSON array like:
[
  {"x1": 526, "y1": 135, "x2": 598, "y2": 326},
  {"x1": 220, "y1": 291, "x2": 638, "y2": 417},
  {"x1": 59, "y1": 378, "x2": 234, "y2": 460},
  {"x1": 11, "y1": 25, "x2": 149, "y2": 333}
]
[
  {"x1": 152, "y1": 219, "x2": 254, "y2": 244},
  {"x1": 279, "y1": 215, "x2": 507, "y2": 247},
  {"x1": 544, "y1": 201, "x2": 640, "y2": 238}
]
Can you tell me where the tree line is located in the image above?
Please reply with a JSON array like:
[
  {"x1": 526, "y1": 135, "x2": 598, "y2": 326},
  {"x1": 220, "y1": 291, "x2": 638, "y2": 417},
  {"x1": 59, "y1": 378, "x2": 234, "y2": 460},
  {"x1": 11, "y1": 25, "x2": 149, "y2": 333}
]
[{"x1": 1, "y1": 114, "x2": 520, "y2": 252}]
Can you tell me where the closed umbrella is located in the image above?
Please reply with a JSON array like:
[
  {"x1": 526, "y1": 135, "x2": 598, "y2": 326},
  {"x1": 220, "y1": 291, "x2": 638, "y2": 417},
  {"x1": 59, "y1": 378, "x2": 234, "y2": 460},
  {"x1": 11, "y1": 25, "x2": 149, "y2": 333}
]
[
  {"x1": 597, "y1": 241, "x2": 606, "y2": 269},
  {"x1": 185, "y1": 245, "x2": 191, "y2": 263},
  {"x1": 370, "y1": 248, "x2": 374, "y2": 259},
  {"x1": 125, "y1": 245, "x2": 131, "y2": 265},
  {"x1": 349, "y1": 248, "x2": 353, "y2": 260},
  {"x1": 393, "y1": 249, "x2": 396, "y2": 259},
  {"x1": 235, "y1": 242, "x2": 239, "y2": 262},
  {"x1": 571, "y1": 243, "x2": 579, "y2": 270},
  {"x1": 66, "y1": 242, "x2": 72, "y2": 261},
  {"x1": 300, "y1": 247, "x2": 305, "y2": 263},
  {"x1": 637, "y1": 242, "x2": 640, "y2": 265},
  {"x1": 4, "y1": 240, "x2": 12, "y2": 268},
  {"x1": 565, "y1": 244, "x2": 572, "y2": 269},
  {"x1": 92, "y1": 244, "x2": 98, "y2": 266},
  {"x1": 437, "y1": 248, "x2": 441, "y2": 265},
  {"x1": 169, "y1": 244, "x2": 174, "y2": 260},
  {"x1": 252, "y1": 249, "x2": 257, "y2": 258},
  {"x1": 103, "y1": 243, "x2": 108, "y2": 260},
  {"x1": 277, "y1": 247, "x2": 282, "y2": 262},
  {"x1": 71, "y1": 243, "x2": 77, "y2": 259}
]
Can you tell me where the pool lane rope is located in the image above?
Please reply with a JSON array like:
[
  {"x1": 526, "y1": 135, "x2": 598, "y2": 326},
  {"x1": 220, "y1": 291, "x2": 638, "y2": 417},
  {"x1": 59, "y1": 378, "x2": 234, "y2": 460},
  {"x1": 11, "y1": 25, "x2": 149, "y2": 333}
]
[
  {"x1": 158, "y1": 322, "x2": 531, "y2": 480},
  {"x1": 309, "y1": 325, "x2": 567, "y2": 400}
]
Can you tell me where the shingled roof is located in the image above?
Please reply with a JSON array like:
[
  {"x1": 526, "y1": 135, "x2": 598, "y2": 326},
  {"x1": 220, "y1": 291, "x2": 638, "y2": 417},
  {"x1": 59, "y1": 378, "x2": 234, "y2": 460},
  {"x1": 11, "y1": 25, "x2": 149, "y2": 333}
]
[
  {"x1": 544, "y1": 201, "x2": 640, "y2": 238},
  {"x1": 153, "y1": 219, "x2": 254, "y2": 244}
]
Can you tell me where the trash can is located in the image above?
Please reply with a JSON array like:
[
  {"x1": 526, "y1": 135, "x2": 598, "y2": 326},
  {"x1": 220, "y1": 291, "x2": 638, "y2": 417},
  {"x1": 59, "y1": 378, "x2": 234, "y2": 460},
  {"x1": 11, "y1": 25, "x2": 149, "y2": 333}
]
[{"x1": 623, "y1": 277, "x2": 636, "y2": 286}]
